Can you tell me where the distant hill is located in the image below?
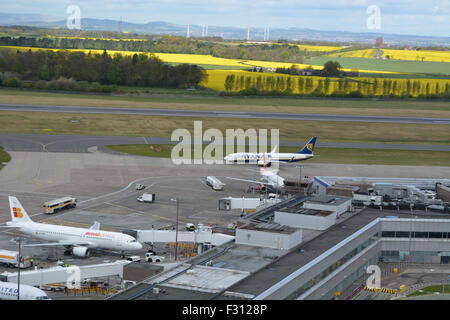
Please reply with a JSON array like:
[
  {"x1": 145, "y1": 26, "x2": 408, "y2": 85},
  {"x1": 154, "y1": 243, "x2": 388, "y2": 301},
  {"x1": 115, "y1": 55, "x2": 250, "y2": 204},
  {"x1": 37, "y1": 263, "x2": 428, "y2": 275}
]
[{"x1": 1, "y1": 12, "x2": 448, "y2": 46}]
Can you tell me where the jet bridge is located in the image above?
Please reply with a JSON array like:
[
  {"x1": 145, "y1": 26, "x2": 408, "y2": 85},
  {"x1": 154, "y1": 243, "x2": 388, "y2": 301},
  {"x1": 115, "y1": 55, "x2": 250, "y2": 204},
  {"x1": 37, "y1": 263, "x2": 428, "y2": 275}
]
[
  {"x1": 1, "y1": 260, "x2": 131, "y2": 288},
  {"x1": 136, "y1": 225, "x2": 234, "y2": 247}
]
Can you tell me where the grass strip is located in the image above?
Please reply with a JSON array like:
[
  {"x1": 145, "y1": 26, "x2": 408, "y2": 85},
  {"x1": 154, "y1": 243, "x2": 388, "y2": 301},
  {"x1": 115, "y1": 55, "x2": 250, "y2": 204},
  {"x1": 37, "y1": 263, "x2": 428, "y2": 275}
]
[{"x1": 106, "y1": 144, "x2": 450, "y2": 166}]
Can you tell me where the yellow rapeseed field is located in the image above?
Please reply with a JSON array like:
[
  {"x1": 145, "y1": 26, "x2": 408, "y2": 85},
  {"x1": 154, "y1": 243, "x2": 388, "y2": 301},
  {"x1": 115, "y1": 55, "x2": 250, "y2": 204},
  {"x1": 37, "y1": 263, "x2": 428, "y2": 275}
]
[
  {"x1": 200, "y1": 69, "x2": 450, "y2": 97},
  {"x1": 296, "y1": 44, "x2": 347, "y2": 52},
  {"x1": 1, "y1": 46, "x2": 399, "y2": 74},
  {"x1": 0, "y1": 46, "x2": 332, "y2": 74},
  {"x1": 47, "y1": 36, "x2": 146, "y2": 42},
  {"x1": 329, "y1": 48, "x2": 450, "y2": 63},
  {"x1": 267, "y1": 42, "x2": 346, "y2": 52}
]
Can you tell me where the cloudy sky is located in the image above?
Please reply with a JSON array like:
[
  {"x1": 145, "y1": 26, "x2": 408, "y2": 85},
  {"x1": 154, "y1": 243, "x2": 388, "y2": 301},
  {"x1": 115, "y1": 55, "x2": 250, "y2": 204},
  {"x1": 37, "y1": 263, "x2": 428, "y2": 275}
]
[{"x1": 3, "y1": 0, "x2": 450, "y2": 37}]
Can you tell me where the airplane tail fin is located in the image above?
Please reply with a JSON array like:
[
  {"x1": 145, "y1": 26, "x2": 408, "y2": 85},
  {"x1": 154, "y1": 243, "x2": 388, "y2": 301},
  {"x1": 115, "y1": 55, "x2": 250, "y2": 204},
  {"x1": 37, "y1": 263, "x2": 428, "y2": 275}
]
[
  {"x1": 9, "y1": 196, "x2": 33, "y2": 223},
  {"x1": 296, "y1": 137, "x2": 317, "y2": 155},
  {"x1": 89, "y1": 221, "x2": 101, "y2": 230}
]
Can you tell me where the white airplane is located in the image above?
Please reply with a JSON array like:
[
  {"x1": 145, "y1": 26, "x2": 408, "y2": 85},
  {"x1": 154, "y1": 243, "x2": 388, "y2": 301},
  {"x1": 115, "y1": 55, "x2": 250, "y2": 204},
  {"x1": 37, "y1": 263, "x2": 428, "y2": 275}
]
[
  {"x1": 0, "y1": 281, "x2": 50, "y2": 300},
  {"x1": 226, "y1": 154, "x2": 285, "y2": 192},
  {"x1": 5, "y1": 196, "x2": 142, "y2": 258},
  {"x1": 224, "y1": 137, "x2": 317, "y2": 166}
]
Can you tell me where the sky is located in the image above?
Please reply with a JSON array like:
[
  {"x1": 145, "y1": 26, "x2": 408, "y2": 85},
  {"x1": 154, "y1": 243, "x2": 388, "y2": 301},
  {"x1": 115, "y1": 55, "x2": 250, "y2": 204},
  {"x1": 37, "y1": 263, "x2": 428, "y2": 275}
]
[{"x1": 2, "y1": 0, "x2": 450, "y2": 37}]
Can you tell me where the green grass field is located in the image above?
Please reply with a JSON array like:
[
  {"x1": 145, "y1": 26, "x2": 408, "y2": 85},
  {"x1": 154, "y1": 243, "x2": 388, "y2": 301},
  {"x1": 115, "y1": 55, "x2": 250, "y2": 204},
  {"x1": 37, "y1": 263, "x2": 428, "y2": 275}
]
[
  {"x1": 2, "y1": 89, "x2": 450, "y2": 117},
  {"x1": 106, "y1": 144, "x2": 450, "y2": 166},
  {"x1": 0, "y1": 111, "x2": 449, "y2": 146},
  {"x1": 0, "y1": 147, "x2": 11, "y2": 169},
  {"x1": 306, "y1": 56, "x2": 450, "y2": 76},
  {"x1": 408, "y1": 285, "x2": 450, "y2": 297}
]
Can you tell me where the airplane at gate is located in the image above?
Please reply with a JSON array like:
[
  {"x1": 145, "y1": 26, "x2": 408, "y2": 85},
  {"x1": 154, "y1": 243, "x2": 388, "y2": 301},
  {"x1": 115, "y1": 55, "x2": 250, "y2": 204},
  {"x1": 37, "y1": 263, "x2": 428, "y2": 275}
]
[
  {"x1": 226, "y1": 152, "x2": 285, "y2": 192},
  {"x1": 0, "y1": 281, "x2": 50, "y2": 300},
  {"x1": 224, "y1": 137, "x2": 317, "y2": 166},
  {"x1": 5, "y1": 196, "x2": 142, "y2": 258}
]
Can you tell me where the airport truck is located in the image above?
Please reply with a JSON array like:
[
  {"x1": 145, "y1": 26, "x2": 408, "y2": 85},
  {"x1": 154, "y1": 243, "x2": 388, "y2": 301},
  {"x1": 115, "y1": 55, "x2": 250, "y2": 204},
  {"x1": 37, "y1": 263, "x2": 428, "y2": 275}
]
[
  {"x1": 137, "y1": 193, "x2": 156, "y2": 203},
  {"x1": 144, "y1": 252, "x2": 165, "y2": 263},
  {"x1": 43, "y1": 197, "x2": 77, "y2": 214},
  {"x1": 206, "y1": 176, "x2": 225, "y2": 191},
  {"x1": 0, "y1": 249, "x2": 32, "y2": 268}
]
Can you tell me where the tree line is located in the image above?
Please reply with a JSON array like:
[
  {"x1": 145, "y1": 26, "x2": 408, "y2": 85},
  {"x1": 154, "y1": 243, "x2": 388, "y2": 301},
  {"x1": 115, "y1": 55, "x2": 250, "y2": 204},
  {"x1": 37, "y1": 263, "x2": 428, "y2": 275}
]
[
  {"x1": 0, "y1": 35, "x2": 307, "y2": 64},
  {"x1": 223, "y1": 73, "x2": 450, "y2": 99},
  {"x1": 0, "y1": 48, "x2": 207, "y2": 88}
]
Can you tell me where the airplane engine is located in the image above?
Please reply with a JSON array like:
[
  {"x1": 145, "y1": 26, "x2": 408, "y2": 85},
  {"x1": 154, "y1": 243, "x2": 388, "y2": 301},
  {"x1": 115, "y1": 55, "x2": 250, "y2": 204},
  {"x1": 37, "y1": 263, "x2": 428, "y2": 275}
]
[
  {"x1": 258, "y1": 184, "x2": 267, "y2": 193},
  {"x1": 72, "y1": 246, "x2": 90, "y2": 258}
]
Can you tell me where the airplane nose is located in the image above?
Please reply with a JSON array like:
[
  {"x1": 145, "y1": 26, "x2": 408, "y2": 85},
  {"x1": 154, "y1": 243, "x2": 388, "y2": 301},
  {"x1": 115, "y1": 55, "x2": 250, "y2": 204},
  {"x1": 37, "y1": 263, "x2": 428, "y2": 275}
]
[{"x1": 135, "y1": 242, "x2": 143, "y2": 250}]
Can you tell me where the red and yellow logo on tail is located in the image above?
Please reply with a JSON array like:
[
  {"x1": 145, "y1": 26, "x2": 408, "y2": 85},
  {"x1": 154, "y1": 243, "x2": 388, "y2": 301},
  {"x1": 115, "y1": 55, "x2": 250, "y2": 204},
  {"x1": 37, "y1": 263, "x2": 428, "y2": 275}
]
[
  {"x1": 306, "y1": 143, "x2": 313, "y2": 152},
  {"x1": 13, "y1": 207, "x2": 23, "y2": 218}
]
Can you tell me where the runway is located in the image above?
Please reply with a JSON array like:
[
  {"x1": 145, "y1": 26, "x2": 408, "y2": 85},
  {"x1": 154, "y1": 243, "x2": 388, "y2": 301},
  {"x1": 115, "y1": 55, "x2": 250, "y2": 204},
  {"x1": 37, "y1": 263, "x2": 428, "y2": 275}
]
[
  {"x1": 1, "y1": 103, "x2": 450, "y2": 124},
  {"x1": 0, "y1": 133, "x2": 449, "y2": 152}
]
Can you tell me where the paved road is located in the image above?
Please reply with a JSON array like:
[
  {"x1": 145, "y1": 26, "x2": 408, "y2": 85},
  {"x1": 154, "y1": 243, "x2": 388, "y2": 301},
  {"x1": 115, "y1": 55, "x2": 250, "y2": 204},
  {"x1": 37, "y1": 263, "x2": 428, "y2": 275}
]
[
  {"x1": 1, "y1": 103, "x2": 450, "y2": 124},
  {"x1": 0, "y1": 133, "x2": 449, "y2": 153}
]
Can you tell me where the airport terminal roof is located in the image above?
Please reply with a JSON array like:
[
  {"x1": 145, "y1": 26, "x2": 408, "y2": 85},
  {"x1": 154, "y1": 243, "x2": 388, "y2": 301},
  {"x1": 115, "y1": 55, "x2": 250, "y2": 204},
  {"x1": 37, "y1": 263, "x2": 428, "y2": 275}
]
[
  {"x1": 305, "y1": 195, "x2": 351, "y2": 206},
  {"x1": 238, "y1": 222, "x2": 299, "y2": 234},
  {"x1": 277, "y1": 207, "x2": 335, "y2": 217}
]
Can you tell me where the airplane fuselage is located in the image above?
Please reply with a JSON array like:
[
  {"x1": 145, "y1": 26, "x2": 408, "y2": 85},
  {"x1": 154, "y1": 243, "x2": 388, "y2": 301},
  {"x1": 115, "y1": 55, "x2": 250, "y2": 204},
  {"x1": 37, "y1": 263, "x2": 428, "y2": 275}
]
[
  {"x1": 224, "y1": 152, "x2": 313, "y2": 164},
  {"x1": 7, "y1": 221, "x2": 141, "y2": 251}
]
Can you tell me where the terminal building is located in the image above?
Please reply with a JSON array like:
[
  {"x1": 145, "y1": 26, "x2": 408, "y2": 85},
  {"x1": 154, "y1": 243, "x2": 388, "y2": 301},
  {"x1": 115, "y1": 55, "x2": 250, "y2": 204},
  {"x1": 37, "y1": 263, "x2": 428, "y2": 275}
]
[{"x1": 108, "y1": 184, "x2": 450, "y2": 300}]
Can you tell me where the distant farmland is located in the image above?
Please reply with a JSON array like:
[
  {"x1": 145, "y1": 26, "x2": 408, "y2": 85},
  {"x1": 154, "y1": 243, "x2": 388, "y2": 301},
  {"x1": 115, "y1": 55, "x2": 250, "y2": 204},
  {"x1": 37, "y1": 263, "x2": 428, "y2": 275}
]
[{"x1": 305, "y1": 56, "x2": 450, "y2": 76}]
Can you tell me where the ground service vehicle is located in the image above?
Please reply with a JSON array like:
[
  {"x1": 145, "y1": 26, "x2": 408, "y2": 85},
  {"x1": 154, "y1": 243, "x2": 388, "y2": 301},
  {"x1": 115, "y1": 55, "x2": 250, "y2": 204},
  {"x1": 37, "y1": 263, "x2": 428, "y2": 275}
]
[
  {"x1": 0, "y1": 249, "x2": 32, "y2": 268},
  {"x1": 43, "y1": 197, "x2": 77, "y2": 214},
  {"x1": 135, "y1": 184, "x2": 146, "y2": 191},
  {"x1": 206, "y1": 176, "x2": 225, "y2": 191},
  {"x1": 126, "y1": 255, "x2": 141, "y2": 262},
  {"x1": 145, "y1": 252, "x2": 165, "y2": 263},
  {"x1": 137, "y1": 193, "x2": 155, "y2": 203}
]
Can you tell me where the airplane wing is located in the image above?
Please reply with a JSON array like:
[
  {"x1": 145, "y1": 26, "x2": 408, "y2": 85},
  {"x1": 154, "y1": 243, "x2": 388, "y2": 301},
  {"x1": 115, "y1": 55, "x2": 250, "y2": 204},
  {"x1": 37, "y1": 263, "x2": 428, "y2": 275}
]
[
  {"x1": 226, "y1": 177, "x2": 271, "y2": 186},
  {"x1": 24, "y1": 240, "x2": 95, "y2": 247}
]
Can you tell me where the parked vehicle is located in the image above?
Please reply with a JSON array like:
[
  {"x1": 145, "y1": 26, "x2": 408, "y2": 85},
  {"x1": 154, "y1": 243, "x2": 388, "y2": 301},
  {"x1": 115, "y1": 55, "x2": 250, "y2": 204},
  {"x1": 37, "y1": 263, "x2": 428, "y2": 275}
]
[
  {"x1": 135, "y1": 184, "x2": 146, "y2": 191},
  {"x1": 126, "y1": 255, "x2": 141, "y2": 263},
  {"x1": 206, "y1": 176, "x2": 225, "y2": 191},
  {"x1": 43, "y1": 197, "x2": 77, "y2": 214},
  {"x1": 0, "y1": 249, "x2": 32, "y2": 268},
  {"x1": 137, "y1": 193, "x2": 155, "y2": 203},
  {"x1": 186, "y1": 223, "x2": 196, "y2": 231},
  {"x1": 144, "y1": 252, "x2": 165, "y2": 263}
]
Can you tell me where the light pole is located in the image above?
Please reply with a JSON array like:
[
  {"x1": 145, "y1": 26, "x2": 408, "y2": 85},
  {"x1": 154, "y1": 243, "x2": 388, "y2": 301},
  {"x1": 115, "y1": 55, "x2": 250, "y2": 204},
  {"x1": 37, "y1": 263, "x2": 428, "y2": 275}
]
[
  {"x1": 17, "y1": 237, "x2": 21, "y2": 300},
  {"x1": 170, "y1": 198, "x2": 179, "y2": 261}
]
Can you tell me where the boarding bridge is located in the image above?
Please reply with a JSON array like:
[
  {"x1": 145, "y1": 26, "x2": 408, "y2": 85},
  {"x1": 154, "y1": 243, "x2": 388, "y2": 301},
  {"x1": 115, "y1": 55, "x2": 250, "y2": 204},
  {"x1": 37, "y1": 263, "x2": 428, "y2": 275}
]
[
  {"x1": 136, "y1": 225, "x2": 235, "y2": 247},
  {"x1": 1, "y1": 260, "x2": 130, "y2": 288}
]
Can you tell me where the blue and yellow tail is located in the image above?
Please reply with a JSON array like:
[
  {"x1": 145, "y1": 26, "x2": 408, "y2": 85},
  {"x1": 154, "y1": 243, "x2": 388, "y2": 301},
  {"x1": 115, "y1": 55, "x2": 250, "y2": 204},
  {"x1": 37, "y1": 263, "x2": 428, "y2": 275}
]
[{"x1": 296, "y1": 137, "x2": 317, "y2": 155}]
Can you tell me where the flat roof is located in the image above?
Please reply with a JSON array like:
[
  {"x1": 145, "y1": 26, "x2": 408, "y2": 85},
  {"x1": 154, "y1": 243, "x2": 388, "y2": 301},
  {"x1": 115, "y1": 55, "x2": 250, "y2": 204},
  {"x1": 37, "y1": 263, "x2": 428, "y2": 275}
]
[
  {"x1": 157, "y1": 265, "x2": 250, "y2": 294},
  {"x1": 277, "y1": 207, "x2": 335, "y2": 217},
  {"x1": 238, "y1": 222, "x2": 299, "y2": 234},
  {"x1": 306, "y1": 195, "x2": 351, "y2": 206}
]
